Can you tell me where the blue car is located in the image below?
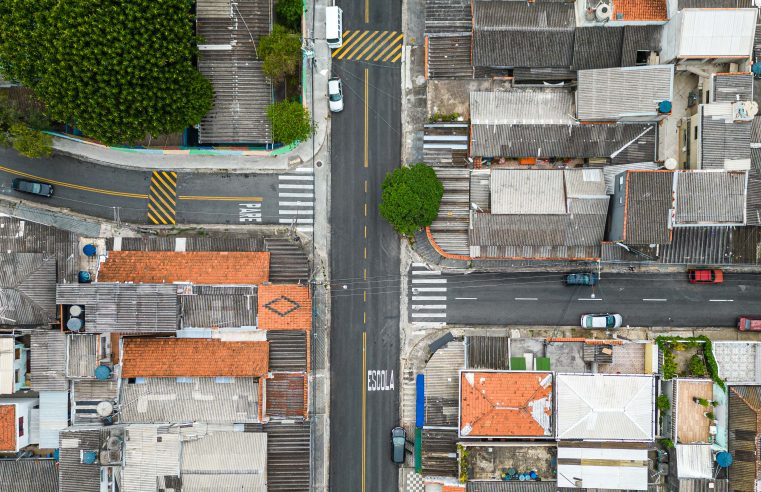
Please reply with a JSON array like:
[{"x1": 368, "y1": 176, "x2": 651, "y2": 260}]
[{"x1": 565, "y1": 272, "x2": 599, "y2": 286}]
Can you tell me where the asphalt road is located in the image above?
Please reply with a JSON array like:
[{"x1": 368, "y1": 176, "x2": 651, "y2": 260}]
[
  {"x1": 409, "y1": 270, "x2": 761, "y2": 327},
  {"x1": 0, "y1": 147, "x2": 315, "y2": 227},
  {"x1": 328, "y1": 1, "x2": 402, "y2": 491}
]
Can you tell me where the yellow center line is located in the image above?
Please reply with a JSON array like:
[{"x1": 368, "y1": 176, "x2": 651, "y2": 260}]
[
  {"x1": 345, "y1": 31, "x2": 379, "y2": 60},
  {"x1": 365, "y1": 0, "x2": 369, "y2": 23},
  {"x1": 364, "y1": 68, "x2": 369, "y2": 168},
  {"x1": 365, "y1": 31, "x2": 397, "y2": 61},
  {"x1": 364, "y1": 268, "x2": 367, "y2": 280},
  {"x1": 364, "y1": 204, "x2": 367, "y2": 217},
  {"x1": 0, "y1": 164, "x2": 147, "y2": 199},
  {"x1": 364, "y1": 247, "x2": 367, "y2": 259},
  {"x1": 356, "y1": 31, "x2": 387, "y2": 60},
  {"x1": 383, "y1": 43, "x2": 403, "y2": 62},
  {"x1": 374, "y1": 33, "x2": 403, "y2": 62},
  {"x1": 362, "y1": 332, "x2": 367, "y2": 492},
  {"x1": 364, "y1": 180, "x2": 368, "y2": 193},
  {"x1": 364, "y1": 225, "x2": 367, "y2": 237},
  {"x1": 364, "y1": 290, "x2": 367, "y2": 302},
  {"x1": 178, "y1": 195, "x2": 263, "y2": 201},
  {"x1": 335, "y1": 31, "x2": 369, "y2": 59}
]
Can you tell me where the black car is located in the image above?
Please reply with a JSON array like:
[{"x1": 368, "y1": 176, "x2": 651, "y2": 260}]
[
  {"x1": 12, "y1": 178, "x2": 54, "y2": 197},
  {"x1": 391, "y1": 426, "x2": 406, "y2": 464}
]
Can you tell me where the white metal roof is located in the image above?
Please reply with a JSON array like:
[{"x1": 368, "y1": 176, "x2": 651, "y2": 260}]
[
  {"x1": 676, "y1": 9, "x2": 757, "y2": 58},
  {"x1": 557, "y1": 445, "x2": 649, "y2": 490},
  {"x1": 490, "y1": 170, "x2": 566, "y2": 215},
  {"x1": 38, "y1": 391, "x2": 68, "y2": 449},
  {"x1": 676, "y1": 444, "x2": 713, "y2": 479},
  {"x1": 556, "y1": 373, "x2": 655, "y2": 441}
]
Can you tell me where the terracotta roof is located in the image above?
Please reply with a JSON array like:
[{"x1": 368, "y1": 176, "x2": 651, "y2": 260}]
[
  {"x1": 460, "y1": 371, "x2": 553, "y2": 438},
  {"x1": 121, "y1": 338, "x2": 268, "y2": 378},
  {"x1": 98, "y1": 251, "x2": 270, "y2": 284},
  {"x1": 0, "y1": 405, "x2": 15, "y2": 451},
  {"x1": 257, "y1": 284, "x2": 311, "y2": 330},
  {"x1": 613, "y1": 0, "x2": 667, "y2": 21}
]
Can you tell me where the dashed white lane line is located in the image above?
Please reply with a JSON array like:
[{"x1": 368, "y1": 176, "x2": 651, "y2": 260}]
[
  {"x1": 515, "y1": 297, "x2": 538, "y2": 301},
  {"x1": 578, "y1": 298, "x2": 603, "y2": 301},
  {"x1": 709, "y1": 299, "x2": 734, "y2": 302},
  {"x1": 643, "y1": 298, "x2": 668, "y2": 302},
  {"x1": 454, "y1": 297, "x2": 477, "y2": 300}
]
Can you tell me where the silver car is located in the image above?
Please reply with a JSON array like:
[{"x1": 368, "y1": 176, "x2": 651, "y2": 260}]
[
  {"x1": 328, "y1": 77, "x2": 344, "y2": 112},
  {"x1": 581, "y1": 313, "x2": 623, "y2": 329}
]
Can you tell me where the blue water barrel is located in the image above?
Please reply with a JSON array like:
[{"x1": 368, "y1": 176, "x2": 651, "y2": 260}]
[
  {"x1": 519, "y1": 473, "x2": 527, "y2": 481},
  {"x1": 78, "y1": 271, "x2": 92, "y2": 283},
  {"x1": 416, "y1": 374, "x2": 425, "y2": 428},
  {"x1": 95, "y1": 365, "x2": 112, "y2": 380},
  {"x1": 753, "y1": 62, "x2": 761, "y2": 76},
  {"x1": 66, "y1": 318, "x2": 82, "y2": 332},
  {"x1": 658, "y1": 100, "x2": 672, "y2": 113},
  {"x1": 716, "y1": 451, "x2": 733, "y2": 467},
  {"x1": 83, "y1": 244, "x2": 97, "y2": 256},
  {"x1": 529, "y1": 471, "x2": 538, "y2": 480},
  {"x1": 82, "y1": 451, "x2": 97, "y2": 464}
]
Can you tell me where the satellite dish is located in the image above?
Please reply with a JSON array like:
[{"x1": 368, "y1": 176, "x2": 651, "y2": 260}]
[
  {"x1": 664, "y1": 158, "x2": 678, "y2": 170},
  {"x1": 96, "y1": 401, "x2": 114, "y2": 417}
]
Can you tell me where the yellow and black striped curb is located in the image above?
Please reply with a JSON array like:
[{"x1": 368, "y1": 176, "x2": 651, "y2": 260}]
[
  {"x1": 147, "y1": 171, "x2": 177, "y2": 225},
  {"x1": 331, "y1": 30, "x2": 404, "y2": 63}
]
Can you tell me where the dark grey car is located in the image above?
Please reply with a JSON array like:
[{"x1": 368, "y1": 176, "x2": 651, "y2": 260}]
[
  {"x1": 12, "y1": 178, "x2": 54, "y2": 197},
  {"x1": 391, "y1": 426, "x2": 406, "y2": 464}
]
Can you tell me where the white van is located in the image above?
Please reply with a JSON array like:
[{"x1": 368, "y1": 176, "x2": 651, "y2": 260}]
[{"x1": 326, "y1": 6, "x2": 343, "y2": 49}]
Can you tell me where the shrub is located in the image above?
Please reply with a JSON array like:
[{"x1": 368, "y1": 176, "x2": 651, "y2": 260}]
[
  {"x1": 267, "y1": 100, "x2": 313, "y2": 145},
  {"x1": 662, "y1": 347, "x2": 678, "y2": 380},
  {"x1": 10, "y1": 123, "x2": 52, "y2": 158},
  {"x1": 258, "y1": 24, "x2": 302, "y2": 82},
  {"x1": 429, "y1": 112, "x2": 460, "y2": 123},
  {"x1": 379, "y1": 163, "x2": 444, "y2": 238},
  {"x1": 275, "y1": 0, "x2": 303, "y2": 31},
  {"x1": 688, "y1": 354, "x2": 707, "y2": 377},
  {"x1": 659, "y1": 438, "x2": 675, "y2": 449},
  {"x1": 457, "y1": 444, "x2": 469, "y2": 483},
  {"x1": 656, "y1": 394, "x2": 671, "y2": 412}
]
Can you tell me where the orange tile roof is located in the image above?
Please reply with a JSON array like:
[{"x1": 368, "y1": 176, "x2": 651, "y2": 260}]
[
  {"x1": 98, "y1": 251, "x2": 270, "y2": 284},
  {"x1": 257, "y1": 284, "x2": 312, "y2": 330},
  {"x1": 121, "y1": 338, "x2": 269, "y2": 378},
  {"x1": 0, "y1": 405, "x2": 15, "y2": 451},
  {"x1": 460, "y1": 371, "x2": 553, "y2": 437},
  {"x1": 612, "y1": 0, "x2": 667, "y2": 21}
]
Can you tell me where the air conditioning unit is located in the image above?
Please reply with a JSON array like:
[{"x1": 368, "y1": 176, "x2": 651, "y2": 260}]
[{"x1": 595, "y1": 3, "x2": 612, "y2": 21}]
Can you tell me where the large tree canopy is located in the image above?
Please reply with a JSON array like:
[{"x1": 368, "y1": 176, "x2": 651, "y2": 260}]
[
  {"x1": 0, "y1": 0, "x2": 213, "y2": 145},
  {"x1": 379, "y1": 164, "x2": 444, "y2": 238}
]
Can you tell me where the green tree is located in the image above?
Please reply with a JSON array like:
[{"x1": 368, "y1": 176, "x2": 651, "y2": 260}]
[
  {"x1": 656, "y1": 394, "x2": 670, "y2": 412},
  {"x1": 0, "y1": 0, "x2": 213, "y2": 145},
  {"x1": 276, "y1": 0, "x2": 303, "y2": 31},
  {"x1": 267, "y1": 100, "x2": 312, "y2": 145},
  {"x1": 258, "y1": 24, "x2": 302, "y2": 82},
  {"x1": 380, "y1": 164, "x2": 444, "y2": 238},
  {"x1": 10, "y1": 123, "x2": 52, "y2": 158}
]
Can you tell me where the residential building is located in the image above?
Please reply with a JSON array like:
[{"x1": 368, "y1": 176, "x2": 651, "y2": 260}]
[
  {"x1": 0, "y1": 458, "x2": 58, "y2": 492},
  {"x1": 0, "y1": 398, "x2": 37, "y2": 452},
  {"x1": 728, "y1": 385, "x2": 761, "y2": 491},
  {"x1": 0, "y1": 253, "x2": 57, "y2": 326},
  {"x1": 557, "y1": 442, "x2": 650, "y2": 490},
  {"x1": 0, "y1": 335, "x2": 29, "y2": 394}
]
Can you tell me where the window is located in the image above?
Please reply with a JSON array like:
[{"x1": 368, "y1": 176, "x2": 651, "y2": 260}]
[
  {"x1": 635, "y1": 50, "x2": 649, "y2": 66},
  {"x1": 694, "y1": 125, "x2": 698, "y2": 140},
  {"x1": 18, "y1": 416, "x2": 23, "y2": 437}
]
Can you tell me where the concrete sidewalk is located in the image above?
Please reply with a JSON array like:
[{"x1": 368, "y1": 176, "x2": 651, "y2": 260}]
[{"x1": 51, "y1": 6, "x2": 332, "y2": 174}]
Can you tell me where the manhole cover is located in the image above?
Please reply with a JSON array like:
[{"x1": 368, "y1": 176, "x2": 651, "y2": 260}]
[{"x1": 316, "y1": 161, "x2": 323, "y2": 168}]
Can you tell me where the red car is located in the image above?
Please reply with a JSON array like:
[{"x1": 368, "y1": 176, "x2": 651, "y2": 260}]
[
  {"x1": 688, "y1": 269, "x2": 724, "y2": 284},
  {"x1": 738, "y1": 317, "x2": 761, "y2": 331}
]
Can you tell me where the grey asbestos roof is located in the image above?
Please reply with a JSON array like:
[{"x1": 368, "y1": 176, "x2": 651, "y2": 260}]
[
  {"x1": 468, "y1": 482, "x2": 558, "y2": 492},
  {"x1": 747, "y1": 171, "x2": 761, "y2": 226},
  {"x1": 0, "y1": 216, "x2": 78, "y2": 282},
  {"x1": 621, "y1": 25, "x2": 663, "y2": 67},
  {"x1": 58, "y1": 428, "x2": 102, "y2": 492},
  {"x1": 71, "y1": 379, "x2": 119, "y2": 426},
  {"x1": 56, "y1": 283, "x2": 178, "y2": 333},
  {"x1": 470, "y1": 213, "x2": 607, "y2": 247},
  {"x1": 181, "y1": 431, "x2": 267, "y2": 490},
  {"x1": 123, "y1": 425, "x2": 181, "y2": 492},
  {"x1": 0, "y1": 459, "x2": 58, "y2": 492},
  {"x1": 674, "y1": 171, "x2": 747, "y2": 225},
  {"x1": 427, "y1": 35, "x2": 473, "y2": 79},
  {"x1": 180, "y1": 285, "x2": 257, "y2": 328},
  {"x1": 679, "y1": 0, "x2": 751, "y2": 7},
  {"x1": 573, "y1": 27, "x2": 624, "y2": 70},
  {"x1": 422, "y1": 428, "x2": 458, "y2": 477},
  {"x1": 491, "y1": 170, "x2": 566, "y2": 214},
  {"x1": 424, "y1": 339, "x2": 464, "y2": 427},
  {"x1": 576, "y1": 65, "x2": 673, "y2": 121},
  {"x1": 66, "y1": 334, "x2": 99, "y2": 378},
  {"x1": 0, "y1": 253, "x2": 56, "y2": 326},
  {"x1": 30, "y1": 330, "x2": 67, "y2": 391},
  {"x1": 603, "y1": 162, "x2": 659, "y2": 194},
  {"x1": 472, "y1": 1, "x2": 575, "y2": 68},
  {"x1": 268, "y1": 330, "x2": 307, "y2": 371},
  {"x1": 701, "y1": 104, "x2": 752, "y2": 170},
  {"x1": 713, "y1": 73, "x2": 753, "y2": 103},
  {"x1": 564, "y1": 168, "x2": 607, "y2": 197},
  {"x1": 119, "y1": 377, "x2": 260, "y2": 423},
  {"x1": 196, "y1": 0, "x2": 272, "y2": 144},
  {"x1": 624, "y1": 171, "x2": 673, "y2": 244},
  {"x1": 466, "y1": 336, "x2": 510, "y2": 370},
  {"x1": 471, "y1": 90, "x2": 575, "y2": 126}
]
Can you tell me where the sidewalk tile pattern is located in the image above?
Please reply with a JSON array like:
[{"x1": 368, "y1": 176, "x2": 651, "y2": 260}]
[
  {"x1": 404, "y1": 469, "x2": 424, "y2": 492},
  {"x1": 331, "y1": 30, "x2": 404, "y2": 63},
  {"x1": 147, "y1": 171, "x2": 178, "y2": 225}
]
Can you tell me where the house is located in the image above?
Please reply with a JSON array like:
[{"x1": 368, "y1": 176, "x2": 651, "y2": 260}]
[
  {"x1": 29, "y1": 331, "x2": 67, "y2": 393},
  {"x1": 458, "y1": 370, "x2": 553, "y2": 438},
  {"x1": 0, "y1": 253, "x2": 57, "y2": 326},
  {"x1": 728, "y1": 385, "x2": 761, "y2": 491},
  {"x1": 575, "y1": 0, "x2": 668, "y2": 25},
  {"x1": 556, "y1": 442, "x2": 650, "y2": 490},
  {"x1": 0, "y1": 335, "x2": 29, "y2": 394},
  {"x1": 572, "y1": 25, "x2": 663, "y2": 71},
  {"x1": 0, "y1": 459, "x2": 58, "y2": 492},
  {"x1": 469, "y1": 169, "x2": 609, "y2": 260},
  {"x1": 556, "y1": 373, "x2": 656, "y2": 441},
  {"x1": 469, "y1": 90, "x2": 658, "y2": 162},
  {"x1": 576, "y1": 65, "x2": 674, "y2": 122},
  {"x1": 0, "y1": 398, "x2": 37, "y2": 452},
  {"x1": 692, "y1": 100, "x2": 755, "y2": 171}
]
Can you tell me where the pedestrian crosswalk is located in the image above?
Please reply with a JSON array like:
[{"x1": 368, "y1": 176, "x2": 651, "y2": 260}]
[
  {"x1": 278, "y1": 167, "x2": 314, "y2": 233},
  {"x1": 409, "y1": 263, "x2": 447, "y2": 325},
  {"x1": 331, "y1": 30, "x2": 404, "y2": 63}
]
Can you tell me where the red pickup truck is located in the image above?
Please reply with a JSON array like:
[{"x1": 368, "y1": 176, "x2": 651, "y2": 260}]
[{"x1": 738, "y1": 317, "x2": 761, "y2": 331}]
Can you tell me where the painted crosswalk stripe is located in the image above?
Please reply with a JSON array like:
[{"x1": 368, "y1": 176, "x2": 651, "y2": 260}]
[
  {"x1": 409, "y1": 265, "x2": 447, "y2": 324},
  {"x1": 412, "y1": 270, "x2": 441, "y2": 275},
  {"x1": 278, "y1": 175, "x2": 314, "y2": 181},
  {"x1": 412, "y1": 296, "x2": 446, "y2": 301},
  {"x1": 411, "y1": 278, "x2": 447, "y2": 284},
  {"x1": 277, "y1": 170, "x2": 316, "y2": 233},
  {"x1": 147, "y1": 171, "x2": 177, "y2": 225}
]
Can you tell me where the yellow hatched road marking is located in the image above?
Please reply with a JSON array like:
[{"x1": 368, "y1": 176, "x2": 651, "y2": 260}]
[
  {"x1": 334, "y1": 30, "x2": 368, "y2": 58},
  {"x1": 332, "y1": 30, "x2": 359, "y2": 57},
  {"x1": 161, "y1": 171, "x2": 176, "y2": 187},
  {"x1": 345, "y1": 31, "x2": 380, "y2": 60},
  {"x1": 364, "y1": 31, "x2": 396, "y2": 60},
  {"x1": 152, "y1": 172, "x2": 176, "y2": 197},
  {"x1": 392, "y1": 51, "x2": 402, "y2": 63},
  {"x1": 150, "y1": 189, "x2": 175, "y2": 215},
  {"x1": 147, "y1": 212, "x2": 160, "y2": 225},
  {"x1": 374, "y1": 33, "x2": 403, "y2": 61},
  {"x1": 147, "y1": 170, "x2": 177, "y2": 225},
  {"x1": 383, "y1": 42, "x2": 403, "y2": 62},
  {"x1": 147, "y1": 203, "x2": 168, "y2": 225}
]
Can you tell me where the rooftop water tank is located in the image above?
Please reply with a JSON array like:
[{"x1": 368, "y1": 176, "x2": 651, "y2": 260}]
[
  {"x1": 66, "y1": 317, "x2": 82, "y2": 332},
  {"x1": 94, "y1": 365, "x2": 112, "y2": 381},
  {"x1": 69, "y1": 305, "x2": 83, "y2": 317},
  {"x1": 595, "y1": 3, "x2": 611, "y2": 21},
  {"x1": 658, "y1": 100, "x2": 672, "y2": 113},
  {"x1": 83, "y1": 244, "x2": 97, "y2": 257},
  {"x1": 664, "y1": 157, "x2": 678, "y2": 170},
  {"x1": 78, "y1": 271, "x2": 92, "y2": 283},
  {"x1": 716, "y1": 451, "x2": 733, "y2": 468},
  {"x1": 82, "y1": 451, "x2": 98, "y2": 465},
  {"x1": 753, "y1": 62, "x2": 761, "y2": 76}
]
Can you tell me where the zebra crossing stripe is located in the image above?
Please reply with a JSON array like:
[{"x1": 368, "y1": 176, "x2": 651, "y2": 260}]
[{"x1": 409, "y1": 266, "x2": 447, "y2": 324}]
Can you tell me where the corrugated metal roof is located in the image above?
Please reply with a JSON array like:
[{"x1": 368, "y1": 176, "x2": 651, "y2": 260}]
[
  {"x1": 467, "y1": 482, "x2": 558, "y2": 492},
  {"x1": 58, "y1": 428, "x2": 101, "y2": 492},
  {"x1": 123, "y1": 424, "x2": 181, "y2": 492},
  {"x1": 0, "y1": 459, "x2": 58, "y2": 492},
  {"x1": 267, "y1": 330, "x2": 307, "y2": 371},
  {"x1": 38, "y1": 391, "x2": 68, "y2": 449},
  {"x1": 713, "y1": 73, "x2": 753, "y2": 103},
  {"x1": 676, "y1": 444, "x2": 713, "y2": 479},
  {"x1": 557, "y1": 445, "x2": 649, "y2": 489},
  {"x1": 676, "y1": 479, "x2": 729, "y2": 492},
  {"x1": 678, "y1": 0, "x2": 751, "y2": 7},
  {"x1": 674, "y1": 9, "x2": 756, "y2": 59},
  {"x1": 623, "y1": 170, "x2": 673, "y2": 244},
  {"x1": 472, "y1": 1, "x2": 575, "y2": 68},
  {"x1": 422, "y1": 428, "x2": 458, "y2": 477},
  {"x1": 747, "y1": 171, "x2": 761, "y2": 226},
  {"x1": 56, "y1": 283, "x2": 178, "y2": 333},
  {"x1": 491, "y1": 170, "x2": 566, "y2": 215},
  {"x1": 576, "y1": 65, "x2": 673, "y2": 121},
  {"x1": 470, "y1": 213, "x2": 607, "y2": 247},
  {"x1": 0, "y1": 253, "x2": 56, "y2": 326},
  {"x1": 466, "y1": 336, "x2": 509, "y2": 370},
  {"x1": 470, "y1": 170, "x2": 491, "y2": 213},
  {"x1": 424, "y1": 340, "x2": 464, "y2": 427},
  {"x1": 471, "y1": 91, "x2": 575, "y2": 126},
  {"x1": 119, "y1": 377, "x2": 260, "y2": 423},
  {"x1": 265, "y1": 421, "x2": 310, "y2": 491},
  {"x1": 656, "y1": 226, "x2": 732, "y2": 264},
  {"x1": 701, "y1": 104, "x2": 752, "y2": 170},
  {"x1": 0, "y1": 216, "x2": 78, "y2": 283},
  {"x1": 674, "y1": 171, "x2": 746, "y2": 225},
  {"x1": 425, "y1": 0, "x2": 472, "y2": 34},
  {"x1": 573, "y1": 27, "x2": 624, "y2": 70},
  {"x1": 564, "y1": 168, "x2": 606, "y2": 198},
  {"x1": 180, "y1": 285, "x2": 257, "y2": 328},
  {"x1": 603, "y1": 162, "x2": 659, "y2": 194},
  {"x1": 71, "y1": 379, "x2": 119, "y2": 426},
  {"x1": 621, "y1": 25, "x2": 663, "y2": 67},
  {"x1": 66, "y1": 334, "x2": 99, "y2": 379},
  {"x1": 427, "y1": 35, "x2": 473, "y2": 79},
  {"x1": 181, "y1": 431, "x2": 266, "y2": 489},
  {"x1": 556, "y1": 373, "x2": 655, "y2": 441},
  {"x1": 265, "y1": 373, "x2": 306, "y2": 419},
  {"x1": 30, "y1": 331, "x2": 66, "y2": 391}
]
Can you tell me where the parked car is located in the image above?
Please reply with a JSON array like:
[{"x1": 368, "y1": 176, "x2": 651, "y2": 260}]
[
  {"x1": 738, "y1": 316, "x2": 761, "y2": 331},
  {"x1": 328, "y1": 77, "x2": 344, "y2": 112},
  {"x1": 12, "y1": 178, "x2": 54, "y2": 197},
  {"x1": 581, "y1": 313, "x2": 623, "y2": 329},
  {"x1": 391, "y1": 426, "x2": 406, "y2": 464},
  {"x1": 688, "y1": 269, "x2": 724, "y2": 284},
  {"x1": 565, "y1": 272, "x2": 599, "y2": 286}
]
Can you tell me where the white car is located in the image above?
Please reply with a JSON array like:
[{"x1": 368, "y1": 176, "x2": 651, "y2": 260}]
[
  {"x1": 581, "y1": 313, "x2": 623, "y2": 329},
  {"x1": 328, "y1": 77, "x2": 344, "y2": 112}
]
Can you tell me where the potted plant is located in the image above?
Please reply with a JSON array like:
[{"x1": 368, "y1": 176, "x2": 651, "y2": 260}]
[
  {"x1": 705, "y1": 411, "x2": 716, "y2": 420},
  {"x1": 693, "y1": 397, "x2": 710, "y2": 406}
]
